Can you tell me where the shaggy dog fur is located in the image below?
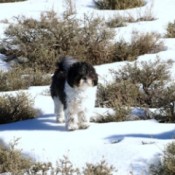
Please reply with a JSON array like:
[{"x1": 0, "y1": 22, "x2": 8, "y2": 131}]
[{"x1": 50, "y1": 56, "x2": 98, "y2": 131}]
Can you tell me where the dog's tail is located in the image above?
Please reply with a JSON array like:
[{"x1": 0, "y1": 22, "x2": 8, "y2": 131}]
[{"x1": 56, "y1": 56, "x2": 77, "y2": 72}]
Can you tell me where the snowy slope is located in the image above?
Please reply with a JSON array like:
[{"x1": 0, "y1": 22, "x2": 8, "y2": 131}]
[{"x1": 1, "y1": 0, "x2": 175, "y2": 175}]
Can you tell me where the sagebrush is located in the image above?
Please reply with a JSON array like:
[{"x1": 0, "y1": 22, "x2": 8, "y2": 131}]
[
  {"x1": 114, "y1": 32, "x2": 165, "y2": 61},
  {"x1": 97, "y1": 59, "x2": 175, "y2": 122},
  {"x1": 165, "y1": 20, "x2": 175, "y2": 38},
  {"x1": 0, "y1": 67, "x2": 51, "y2": 91},
  {"x1": 0, "y1": 11, "x2": 115, "y2": 72},
  {"x1": 0, "y1": 138, "x2": 33, "y2": 175},
  {"x1": 150, "y1": 142, "x2": 175, "y2": 175},
  {"x1": 0, "y1": 92, "x2": 37, "y2": 124},
  {"x1": 0, "y1": 0, "x2": 25, "y2": 3},
  {"x1": 0, "y1": 10, "x2": 163, "y2": 72},
  {"x1": 0, "y1": 140, "x2": 116, "y2": 175},
  {"x1": 94, "y1": 0, "x2": 145, "y2": 10}
]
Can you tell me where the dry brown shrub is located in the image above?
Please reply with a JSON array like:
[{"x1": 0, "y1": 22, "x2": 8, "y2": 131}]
[
  {"x1": 0, "y1": 67, "x2": 51, "y2": 91},
  {"x1": 150, "y1": 142, "x2": 175, "y2": 175},
  {"x1": 0, "y1": 68, "x2": 29, "y2": 91},
  {"x1": 96, "y1": 81, "x2": 136, "y2": 122},
  {"x1": 1, "y1": 11, "x2": 115, "y2": 72},
  {"x1": 165, "y1": 20, "x2": 175, "y2": 38},
  {"x1": 94, "y1": 0, "x2": 145, "y2": 10},
  {"x1": 83, "y1": 160, "x2": 116, "y2": 175},
  {"x1": 114, "y1": 32, "x2": 165, "y2": 61},
  {"x1": 114, "y1": 59, "x2": 174, "y2": 108},
  {"x1": 63, "y1": 0, "x2": 77, "y2": 17},
  {"x1": 0, "y1": 0, "x2": 25, "y2": 2},
  {"x1": 106, "y1": 15, "x2": 128, "y2": 28},
  {"x1": 106, "y1": 4, "x2": 155, "y2": 28},
  {"x1": 0, "y1": 92, "x2": 37, "y2": 124},
  {"x1": 0, "y1": 138, "x2": 33, "y2": 174},
  {"x1": 0, "y1": 139, "x2": 116, "y2": 175},
  {"x1": 97, "y1": 59, "x2": 175, "y2": 122},
  {"x1": 30, "y1": 156, "x2": 115, "y2": 175}
]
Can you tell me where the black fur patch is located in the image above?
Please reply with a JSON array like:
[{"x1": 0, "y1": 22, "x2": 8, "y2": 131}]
[{"x1": 50, "y1": 68, "x2": 67, "y2": 109}]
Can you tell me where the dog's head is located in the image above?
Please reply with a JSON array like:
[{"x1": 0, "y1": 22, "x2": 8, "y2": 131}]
[{"x1": 67, "y1": 62, "x2": 98, "y2": 89}]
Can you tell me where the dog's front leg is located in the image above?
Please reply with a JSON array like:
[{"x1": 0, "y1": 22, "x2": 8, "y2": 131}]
[
  {"x1": 78, "y1": 111, "x2": 90, "y2": 129},
  {"x1": 65, "y1": 109, "x2": 79, "y2": 131}
]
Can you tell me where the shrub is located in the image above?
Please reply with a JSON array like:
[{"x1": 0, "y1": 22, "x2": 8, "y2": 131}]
[
  {"x1": 165, "y1": 20, "x2": 175, "y2": 38},
  {"x1": 114, "y1": 32, "x2": 165, "y2": 61},
  {"x1": 0, "y1": 92, "x2": 37, "y2": 124},
  {"x1": 0, "y1": 0, "x2": 25, "y2": 3},
  {"x1": 0, "y1": 139, "x2": 116, "y2": 175},
  {"x1": 29, "y1": 162, "x2": 53, "y2": 175},
  {"x1": 97, "y1": 82, "x2": 139, "y2": 108},
  {"x1": 83, "y1": 160, "x2": 115, "y2": 175},
  {"x1": 97, "y1": 59, "x2": 175, "y2": 122},
  {"x1": 0, "y1": 11, "x2": 115, "y2": 72},
  {"x1": 106, "y1": 5, "x2": 155, "y2": 28},
  {"x1": 135, "y1": 3, "x2": 155, "y2": 22},
  {"x1": 94, "y1": 0, "x2": 145, "y2": 10},
  {"x1": 63, "y1": 0, "x2": 77, "y2": 17},
  {"x1": 0, "y1": 138, "x2": 33, "y2": 175},
  {"x1": 106, "y1": 15, "x2": 128, "y2": 28},
  {"x1": 1, "y1": 10, "x2": 161, "y2": 69},
  {"x1": 0, "y1": 67, "x2": 51, "y2": 91},
  {"x1": 0, "y1": 69, "x2": 28, "y2": 91},
  {"x1": 150, "y1": 142, "x2": 175, "y2": 175},
  {"x1": 19, "y1": 67, "x2": 51, "y2": 87},
  {"x1": 31, "y1": 157, "x2": 116, "y2": 175},
  {"x1": 55, "y1": 155, "x2": 80, "y2": 175},
  {"x1": 96, "y1": 81, "x2": 137, "y2": 122},
  {"x1": 114, "y1": 59, "x2": 174, "y2": 107}
]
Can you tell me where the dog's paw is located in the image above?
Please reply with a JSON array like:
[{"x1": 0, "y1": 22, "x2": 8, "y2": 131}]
[
  {"x1": 56, "y1": 116, "x2": 65, "y2": 123},
  {"x1": 79, "y1": 122, "x2": 90, "y2": 129},
  {"x1": 66, "y1": 123, "x2": 79, "y2": 131}
]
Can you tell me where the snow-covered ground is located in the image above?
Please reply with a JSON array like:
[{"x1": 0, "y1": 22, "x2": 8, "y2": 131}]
[{"x1": 1, "y1": 0, "x2": 175, "y2": 174}]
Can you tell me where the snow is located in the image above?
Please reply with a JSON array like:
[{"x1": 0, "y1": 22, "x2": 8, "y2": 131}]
[{"x1": 0, "y1": 0, "x2": 175, "y2": 174}]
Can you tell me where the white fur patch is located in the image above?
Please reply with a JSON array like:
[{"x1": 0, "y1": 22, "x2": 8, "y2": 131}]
[{"x1": 64, "y1": 81, "x2": 97, "y2": 131}]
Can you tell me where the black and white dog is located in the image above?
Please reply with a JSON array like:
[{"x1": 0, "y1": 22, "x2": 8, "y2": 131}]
[{"x1": 50, "y1": 56, "x2": 98, "y2": 131}]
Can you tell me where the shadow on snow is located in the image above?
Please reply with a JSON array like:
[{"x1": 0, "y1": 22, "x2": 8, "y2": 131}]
[
  {"x1": 105, "y1": 129, "x2": 175, "y2": 141},
  {"x1": 0, "y1": 114, "x2": 66, "y2": 132}
]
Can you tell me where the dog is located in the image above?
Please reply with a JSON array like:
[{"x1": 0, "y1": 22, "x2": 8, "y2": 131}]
[{"x1": 50, "y1": 56, "x2": 98, "y2": 131}]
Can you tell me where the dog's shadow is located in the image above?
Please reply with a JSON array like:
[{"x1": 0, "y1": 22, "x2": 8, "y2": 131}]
[{"x1": 0, "y1": 114, "x2": 66, "y2": 132}]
